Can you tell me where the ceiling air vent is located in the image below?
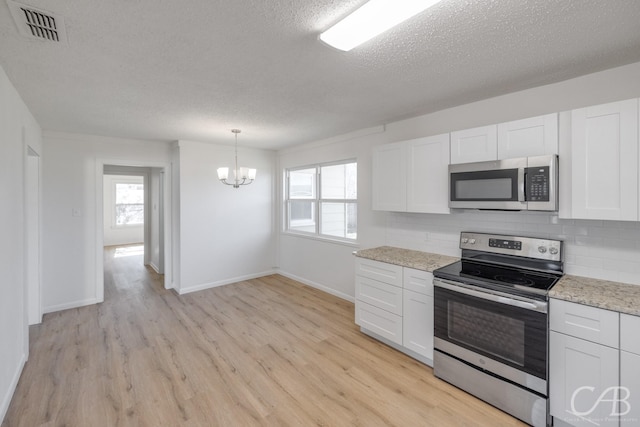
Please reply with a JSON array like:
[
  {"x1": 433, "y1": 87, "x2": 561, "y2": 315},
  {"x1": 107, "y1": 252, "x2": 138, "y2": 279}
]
[{"x1": 7, "y1": 0, "x2": 67, "y2": 43}]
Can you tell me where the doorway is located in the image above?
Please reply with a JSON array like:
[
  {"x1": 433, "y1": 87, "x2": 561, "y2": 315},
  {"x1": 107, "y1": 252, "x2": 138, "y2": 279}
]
[{"x1": 96, "y1": 162, "x2": 171, "y2": 302}]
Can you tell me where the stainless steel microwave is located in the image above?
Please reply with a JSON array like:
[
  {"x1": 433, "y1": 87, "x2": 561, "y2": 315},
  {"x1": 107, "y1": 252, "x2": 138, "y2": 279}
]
[{"x1": 448, "y1": 154, "x2": 558, "y2": 211}]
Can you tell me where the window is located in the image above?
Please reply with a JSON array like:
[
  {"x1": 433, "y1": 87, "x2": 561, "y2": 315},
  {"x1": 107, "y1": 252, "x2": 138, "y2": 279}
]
[
  {"x1": 286, "y1": 160, "x2": 357, "y2": 240},
  {"x1": 114, "y1": 180, "x2": 144, "y2": 226}
]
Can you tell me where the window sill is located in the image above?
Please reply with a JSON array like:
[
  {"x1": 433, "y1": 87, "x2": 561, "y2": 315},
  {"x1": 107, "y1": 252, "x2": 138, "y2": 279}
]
[{"x1": 280, "y1": 231, "x2": 360, "y2": 248}]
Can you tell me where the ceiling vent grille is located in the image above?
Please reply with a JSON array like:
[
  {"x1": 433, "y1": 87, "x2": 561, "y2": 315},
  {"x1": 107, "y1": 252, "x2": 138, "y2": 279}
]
[{"x1": 7, "y1": 0, "x2": 67, "y2": 43}]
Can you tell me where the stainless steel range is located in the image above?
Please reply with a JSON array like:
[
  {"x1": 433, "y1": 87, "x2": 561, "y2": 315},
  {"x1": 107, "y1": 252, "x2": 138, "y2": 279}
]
[{"x1": 433, "y1": 232, "x2": 563, "y2": 427}]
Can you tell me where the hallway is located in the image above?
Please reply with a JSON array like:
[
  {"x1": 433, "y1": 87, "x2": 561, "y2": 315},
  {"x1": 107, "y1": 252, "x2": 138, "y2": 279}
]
[{"x1": 103, "y1": 245, "x2": 162, "y2": 299}]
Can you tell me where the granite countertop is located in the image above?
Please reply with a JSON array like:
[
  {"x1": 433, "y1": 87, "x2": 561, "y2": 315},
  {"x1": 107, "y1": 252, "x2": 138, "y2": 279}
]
[
  {"x1": 355, "y1": 246, "x2": 640, "y2": 316},
  {"x1": 550, "y1": 275, "x2": 640, "y2": 316},
  {"x1": 354, "y1": 246, "x2": 459, "y2": 272}
]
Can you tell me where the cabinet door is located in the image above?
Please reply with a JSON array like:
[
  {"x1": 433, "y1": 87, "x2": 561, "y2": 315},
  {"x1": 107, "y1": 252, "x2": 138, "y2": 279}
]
[
  {"x1": 450, "y1": 124, "x2": 497, "y2": 164},
  {"x1": 402, "y1": 289, "x2": 433, "y2": 363},
  {"x1": 620, "y1": 313, "x2": 640, "y2": 426},
  {"x1": 372, "y1": 142, "x2": 407, "y2": 211},
  {"x1": 406, "y1": 134, "x2": 450, "y2": 213},
  {"x1": 571, "y1": 99, "x2": 639, "y2": 220},
  {"x1": 620, "y1": 351, "x2": 640, "y2": 427},
  {"x1": 550, "y1": 331, "x2": 619, "y2": 427},
  {"x1": 497, "y1": 113, "x2": 558, "y2": 159}
]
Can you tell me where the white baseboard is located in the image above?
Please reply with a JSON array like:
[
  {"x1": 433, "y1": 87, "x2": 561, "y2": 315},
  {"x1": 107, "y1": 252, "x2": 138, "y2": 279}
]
[
  {"x1": 0, "y1": 352, "x2": 26, "y2": 424},
  {"x1": 43, "y1": 298, "x2": 99, "y2": 314},
  {"x1": 277, "y1": 270, "x2": 355, "y2": 303},
  {"x1": 148, "y1": 262, "x2": 162, "y2": 274},
  {"x1": 178, "y1": 270, "x2": 277, "y2": 295}
]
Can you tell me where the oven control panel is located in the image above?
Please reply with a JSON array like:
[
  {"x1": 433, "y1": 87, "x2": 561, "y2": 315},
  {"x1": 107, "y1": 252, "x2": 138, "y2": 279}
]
[
  {"x1": 460, "y1": 232, "x2": 562, "y2": 261},
  {"x1": 488, "y1": 238, "x2": 522, "y2": 250}
]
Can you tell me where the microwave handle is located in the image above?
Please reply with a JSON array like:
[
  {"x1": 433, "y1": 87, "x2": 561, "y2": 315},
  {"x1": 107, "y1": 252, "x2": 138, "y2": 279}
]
[{"x1": 518, "y1": 168, "x2": 526, "y2": 202}]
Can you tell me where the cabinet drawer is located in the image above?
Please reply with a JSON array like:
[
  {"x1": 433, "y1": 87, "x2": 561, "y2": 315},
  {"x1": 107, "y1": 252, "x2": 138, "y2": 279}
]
[
  {"x1": 550, "y1": 299, "x2": 619, "y2": 348},
  {"x1": 621, "y1": 313, "x2": 640, "y2": 355},
  {"x1": 356, "y1": 276, "x2": 403, "y2": 315},
  {"x1": 355, "y1": 257, "x2": 403, "y2": 287},
  {"x1": 355, "y1": 300, "x2": 403, "y2": 346},
  {"x1": 403, "y1": 268, "x2": 434, "y2": 296}
]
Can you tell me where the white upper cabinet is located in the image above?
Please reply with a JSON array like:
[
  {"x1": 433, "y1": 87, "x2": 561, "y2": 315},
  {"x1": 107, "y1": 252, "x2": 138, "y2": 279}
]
[
  {"x1": 497, "y1": 113, "x2": 558, "y2": 159},
  {"x1": 372, "y1": 134, "x2": 450, "y2": 214},
  {"x1": 451, "y1": 115, "x2": 558, "y2": 164},
  {"x1": 570, "y1": 98, "x2": 639, "y2": 221},
  {"x1": 372, "y1": 142, "x2": 407, "y2": 211},
  {"x1": 450, "y1": 124, "x2": 497, "y2": 164},
  {"x1": 406, "y1": 134, "x2": 450, "y2": 214}
]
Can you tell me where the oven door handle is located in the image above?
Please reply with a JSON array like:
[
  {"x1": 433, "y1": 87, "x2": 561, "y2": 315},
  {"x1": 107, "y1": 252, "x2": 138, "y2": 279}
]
[{"x1": 434, "y1": 278, "x2": 547, "y2": 313}]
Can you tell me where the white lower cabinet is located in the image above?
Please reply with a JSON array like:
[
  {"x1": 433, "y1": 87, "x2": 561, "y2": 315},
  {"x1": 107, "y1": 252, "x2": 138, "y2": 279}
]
[
  {"x1": 355, "y1": 275, "x2": 403, "y2": 316},
  {"x1": 620, "y1": 314, "x2": 640, "y2": 426},
  {"x1": 403, "y1": 289, "x2": 433, "y2": 360},
  {"x1": 550, "y1": 299, "x2": 640, "y2": 427},
  {"x1": 355, "y1": 258, "x2": 434, "y2": 365},
  {"x1": 550, "y1": 331, "x2": 619, "y2": 427},
  {"x1": 620, "y1": 351, "x2": 640, "y2": 427},
  {"x1": 355, "y1": 300, "x2": 403, "y2": 345}
]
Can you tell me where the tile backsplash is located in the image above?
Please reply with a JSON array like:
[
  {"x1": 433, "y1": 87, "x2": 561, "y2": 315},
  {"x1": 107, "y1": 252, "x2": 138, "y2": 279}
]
[{"x1": 385, "y1": 211, "x2": 640, "y2": 286}]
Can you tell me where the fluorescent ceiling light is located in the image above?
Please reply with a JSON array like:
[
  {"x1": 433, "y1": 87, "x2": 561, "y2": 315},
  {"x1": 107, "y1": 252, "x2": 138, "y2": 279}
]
[{"x1": 320, "y1": 0, "x2": 443, "y2": 51}]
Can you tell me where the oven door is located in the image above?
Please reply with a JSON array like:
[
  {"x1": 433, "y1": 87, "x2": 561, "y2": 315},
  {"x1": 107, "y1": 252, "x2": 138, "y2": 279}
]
[
  {"x1": 434, "y1": 278, "x2": 548, "y2": 395},
  {"x1": 449, "y1": 157, "x2": 527, "y2": 210}
]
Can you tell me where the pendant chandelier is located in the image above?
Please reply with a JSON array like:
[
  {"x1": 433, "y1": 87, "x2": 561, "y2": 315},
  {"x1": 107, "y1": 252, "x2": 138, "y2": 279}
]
[{"x1": 216, "y1": 129, "x2": 256, "y2": 188}]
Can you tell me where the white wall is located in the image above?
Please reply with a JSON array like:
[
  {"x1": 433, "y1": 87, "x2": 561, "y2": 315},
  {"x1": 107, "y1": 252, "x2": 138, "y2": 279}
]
[
  {"x1": 0, "y1": 66, "x2": 42, "y2": 423},
  {"x1": 102, "y1": 175, "x2": 145, "y2": 246},
  {"x1": 42, "y1": 132, "x2": 172, "y2": 312},
  {"x1": 277, "y1": 61, "x2": 640, "y2": 299},
  {"x1": 277, "y1": 127, "x2": 389, "y2": 300},
  {"x1": 176, "y1": 140, "x2": 276, "y2": 293}
]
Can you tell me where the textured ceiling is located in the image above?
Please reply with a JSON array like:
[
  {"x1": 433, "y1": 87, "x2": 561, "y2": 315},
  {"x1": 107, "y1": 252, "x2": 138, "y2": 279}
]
[{"x1": 1, "y1": 0, "x2": 640, "y2": 149}]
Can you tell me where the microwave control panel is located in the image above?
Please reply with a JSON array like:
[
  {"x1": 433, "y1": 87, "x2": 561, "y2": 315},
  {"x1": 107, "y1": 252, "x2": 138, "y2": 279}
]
[{"x1": 526, "y1": 166, "x2": 550, "y2": 201}]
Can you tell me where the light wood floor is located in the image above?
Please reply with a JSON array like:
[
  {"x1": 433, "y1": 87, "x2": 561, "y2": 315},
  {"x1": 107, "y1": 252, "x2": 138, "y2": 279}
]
[{"x1": 3, "y1": 246, "x2": 526, "y2": 426}]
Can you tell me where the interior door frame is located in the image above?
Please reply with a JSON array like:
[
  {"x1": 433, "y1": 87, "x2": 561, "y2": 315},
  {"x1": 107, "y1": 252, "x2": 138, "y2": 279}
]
[
  {"x1": 25, "y1": 145, "x2": 42, "y2": 327},
  {"x1": 95, "y1": 159, "x2": 173, "y2": 302}
]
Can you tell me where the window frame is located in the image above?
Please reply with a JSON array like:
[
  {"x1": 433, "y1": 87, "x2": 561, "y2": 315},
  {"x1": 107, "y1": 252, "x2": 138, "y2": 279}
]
[
  {"x1": 284, "y1": 159, "x2": 357, "y2": 242},
  {"x1": 112, "y1": 176, "x2": 145, "y2": 228}
]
